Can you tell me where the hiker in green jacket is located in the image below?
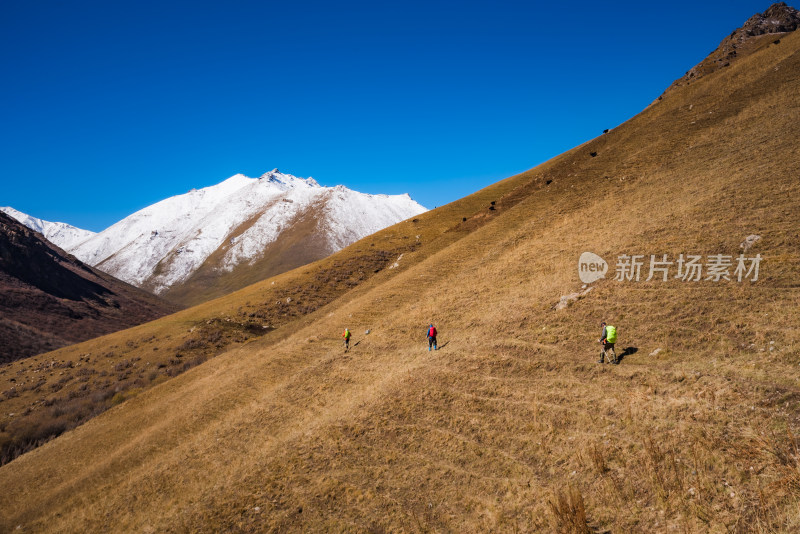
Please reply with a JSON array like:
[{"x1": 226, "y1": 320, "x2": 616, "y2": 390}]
[
  {"x1": 598, "y1": 321, "x2": 618, "y2": 364},
  {"x1": 343, "y1": 328, "x2": 351, "y2": 351}
]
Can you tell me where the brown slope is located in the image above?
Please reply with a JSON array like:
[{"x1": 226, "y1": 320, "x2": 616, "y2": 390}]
[
  {"x1": 2, "y1": 8, "x2": 800, "y2": 533},
  {"x1": 0, "y1": 212, "x2": 178, "y2": 362}
]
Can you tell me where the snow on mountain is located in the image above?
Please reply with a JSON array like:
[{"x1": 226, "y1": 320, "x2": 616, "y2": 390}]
[
  {"x1": 0, "y1": 206, "x2": 96, "y2": 250},
  {"x1": 69, "y1": 170, "x2": 427, "y2": 295}
]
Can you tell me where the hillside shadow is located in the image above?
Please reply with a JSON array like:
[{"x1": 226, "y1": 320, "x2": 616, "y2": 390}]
[
  {"x1": 617, "y1": 346, "x2": 638, "y2": 363},
  {"x1": 0, "y1": 214, "x2": 112, "y2": 303}
]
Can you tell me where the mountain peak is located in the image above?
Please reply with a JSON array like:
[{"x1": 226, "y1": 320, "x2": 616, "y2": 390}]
[
  {"x1": 744, "y1": 2, "x2": 800, "y2": 36},
  {"x1": 257, "y1": 169, "x2": 321, "y2": 188},
  {"x1": 258, "y1": 169, "x2": 280, "y2": 179}
]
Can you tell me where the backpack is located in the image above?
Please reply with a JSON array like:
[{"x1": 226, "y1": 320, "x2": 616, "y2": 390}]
[
  {"x1": 605, "y1": 325, "x2": 617, "y2": 344},
  {"x1": 343, "y1": 329, "x2": 351, "y2": 339},
  {"x1": 429, "y1": 326, "x2": 437, "y2": 337}
]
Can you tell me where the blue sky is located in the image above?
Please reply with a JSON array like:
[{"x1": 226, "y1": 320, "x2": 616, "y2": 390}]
[{"x1": 1, "y1": 0, "x2": 775, "y2": 231}]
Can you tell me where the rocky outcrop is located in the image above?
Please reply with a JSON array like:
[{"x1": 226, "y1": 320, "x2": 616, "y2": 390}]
[
  {"x1": 740, "y1": 2, "x2": 800, "y2": 36},
  {"x1": 662, "y1": 3, "x2": 800, "y2": 95}
]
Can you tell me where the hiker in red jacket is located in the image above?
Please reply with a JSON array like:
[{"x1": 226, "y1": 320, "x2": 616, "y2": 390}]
[{"x1": 427, "y1": 324, "x2": 438, "y2": 351}]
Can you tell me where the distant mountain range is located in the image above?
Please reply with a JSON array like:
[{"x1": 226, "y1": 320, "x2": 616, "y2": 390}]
[
  {"x1": 0, "y1": 206, "x2": 95, "y2": 250},
  {"x1": 4, "y1": 170, "x2": 426, "y2": 305}
]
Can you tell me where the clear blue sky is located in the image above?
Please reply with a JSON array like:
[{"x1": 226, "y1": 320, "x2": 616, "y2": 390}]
[{"x1": 1, "y1": 0, "x2": 775, "y2": 231}]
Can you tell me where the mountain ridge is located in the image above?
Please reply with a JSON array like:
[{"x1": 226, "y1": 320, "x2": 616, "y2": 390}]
[
  {"x1": 8, "y1": 170, "x2": 426, "y2": 305},
  {"x1": 663, "y1": 1, "x2": 800, "y2": 95},
  {"x1": 0, "y1": 206, "x2": 96, "y2": 250}
]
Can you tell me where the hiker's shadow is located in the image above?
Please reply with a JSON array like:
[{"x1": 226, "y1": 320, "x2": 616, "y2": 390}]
[
  {"x1": 438, "y1": 341, "x2": 449, "y2": 349},
  {"x1": 353, "y1": 340, "x2": 362, "y2": 348},
  {"x1": 617, "y1": 346, "x2": 638, "y2": 363}
]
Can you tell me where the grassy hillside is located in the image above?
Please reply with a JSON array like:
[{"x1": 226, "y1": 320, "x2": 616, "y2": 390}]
[{"x1": 2, "y1": 22, "x2": 800, "y2": 534}]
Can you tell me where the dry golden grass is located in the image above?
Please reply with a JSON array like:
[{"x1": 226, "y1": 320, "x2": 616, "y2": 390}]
[{"x1": 1, "y1": 24, "x2": 800, "y2": 534}]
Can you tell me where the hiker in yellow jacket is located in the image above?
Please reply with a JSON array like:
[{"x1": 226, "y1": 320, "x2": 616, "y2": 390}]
[
  {"x1": 342, "y1": 328, "x2": 351, "y2": 351},
  {"x1": 598, "y1": 321, "x2": 618, "y2": 364}
]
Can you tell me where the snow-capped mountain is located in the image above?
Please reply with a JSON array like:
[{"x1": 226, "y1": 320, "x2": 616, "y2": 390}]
[
  {"x1": 1, "y1": 206, "x2": 96, "y2": 250},
  {"x1": 67, "y1": 170, "x2": 427, "y2": 300}
]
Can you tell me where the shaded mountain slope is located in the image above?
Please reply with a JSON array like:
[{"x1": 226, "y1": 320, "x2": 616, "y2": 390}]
[
  {"x1": 2, "y1": 8, "x2": 800, "y2": 532},
  {"x1": 0, "y1": 212, "x2": 177, "y2": 363}
]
